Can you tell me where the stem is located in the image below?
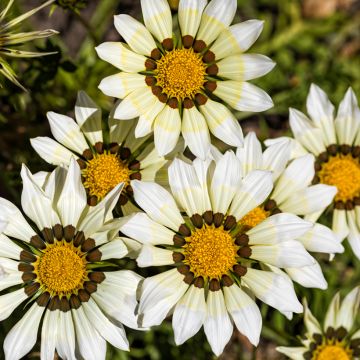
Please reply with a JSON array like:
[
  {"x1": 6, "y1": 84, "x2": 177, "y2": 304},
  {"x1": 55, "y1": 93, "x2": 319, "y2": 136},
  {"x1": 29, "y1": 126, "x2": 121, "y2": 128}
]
[{"x1": 74, "y1": 11, "x2": 98, "y2": 44}]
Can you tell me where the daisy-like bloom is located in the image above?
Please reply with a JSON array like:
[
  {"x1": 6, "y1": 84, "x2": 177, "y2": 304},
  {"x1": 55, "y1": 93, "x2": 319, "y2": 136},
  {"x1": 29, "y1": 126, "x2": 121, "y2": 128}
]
[
  {"x1": 231, "y1": 132, "x2": 343, "y2": 289},
  {"x1": 277, "y1": 286, "x2": 360, "y2": 360},
  {"x1": 120, "y1": 152, "x2": 316, "y2": 355},
  {"x1": 0, "y1": 158, "x2": 142, "y2": 360},
  {"x1": 96, "y1": 0, "x2": 275, "y2": 159},
  {"x1": 30, "y1": 91, "x2": 168, "y2": 212},
  {"x1": 288, "y1": 85, "x2": 360, "y2": 259},
  {"x1": 0, "y1": 0, "x2": 58, "y2": 89}
]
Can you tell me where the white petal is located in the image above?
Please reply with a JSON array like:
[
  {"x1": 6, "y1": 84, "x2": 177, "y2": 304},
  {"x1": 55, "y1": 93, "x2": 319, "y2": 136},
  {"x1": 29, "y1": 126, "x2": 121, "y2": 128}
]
[
  {"x1": 251, "y1": 240, "x2": 315, "y2": 268},
  {"x1": 332, "y1": 209, "x2": 349, "y2": 241},
  {"x1": 72, "y1": 307, "x2": 106, "y2": 360},
  {"x1": 57, "y1": 157, "x2": 87, "y2": 227},
  {"x1": 136, "y1": 99, "x2": 166, "y2": 137},
  {"x1": 95, "y1": 42, "x2": 146, "y2": 72},
  {"x1": 197, "y1": 0, "x2": 237, "y2": 45},
  {"x1": 154, "y1": 106, "x2": 181, "y2": 156},
  {"x1": 204, "y1": 290, "x2": 233, "y2": 356},
  {"x1": 47, "y1": 111, "x2": 89, "y2": 154},
  {"x1": 169, "y1": 158, "x2": 208, "y2": 216},
  {"x1": 131, "y1": 180, "x2": 183, "y2": 231},
  {"x1": 224, "y1": 285, "x2": 262, "y2": 346},
  {"x1": 99, "y1": 238, "x2": 128, "y2": 260},
  {"x1": 236, "y1": 132, "x2": 263, "y2": 176},
  {"x1": 41, "y1": 310, "x2": 57, "y2": 360},
  {"x1": 271, "y1": 154, "x2": 315, "y2": 205},
  {"x1": 200, "y1": 99, "x2": 243, "y2": 146},
  {"x1": 280, "y1": 184, "x2": 337, "y2": 215},
  {"x1": 0, "y1": 198, "x2": 36, "y2": 242},
  {"x1": 242, "y1": 268, "x2": 303, "y2": 313},
  {"x1": 210, "y1": 151, "x2": 242, "y2": 214},
  {"x1": 114, "y1": 14, "x2": 156, "y2": 55},
  {"x1": 56, "y1": 311, "x2": 76, "y2": 360},
  {"x1": 286, "y1": 261, "x2": 327, "y2": 290},
  {"x1": 173, "y1": 285, "x2": 206, "y2": 345},
  {"x1": 139, "y1": 268, "x2": 188, "y2": 327},
  {"x1": 21, "y1": 165, "x2": 60, "y2": 229},
  {"x1": 306, "y1": 83, "x2": 336, "y2": 145},
  {"x1": 230, "y1": 170, "x2": 273, "y2": 221},
  {"x1": 113, "y1": 86, "x2": 156, "y2": 120},
  {"x1": 182, "y1": 107, "x2": 211, "y2": 160},
  {"x1": 83, "y1": 298, "x2": 129, "y2": 351},
  {"x1": 324, "y1": 292, "x2": 340, "y2": 330},
  {"x1": 120, "y1": 212, "x2": 175, "y2": 245},
  {"x1": 0, "y1": 288, "x2": 27, "y2": 321},
  {"x1": 248, "y1": 213, "x2": 313, "y2": 245},
  {"x1": 214, "y1": 81, "x2": 273, "y2": 112},
  {"x1": 4, "y1": 303, "x2": 44, "y2": 360},
  {"x1": 0, "y1": 234, "x2": 22, "y2": 259},
  {"x1": 140, "y1": 0, "x2": 172, "y2": 42},
  {"x1": 297, "y1": 223, "x2": 344, "y2": 254},
  {"x1": 30, "y1": 136, "x2": 75, "y2": 166},
  {"x1": 276, "y1": 346, "x2": 307, "y2": 360},
  {"x1": 217, "y1": 54, "x2": 275, "y2": 81},
  {"x1": 178, "y1": 0, "x2": 207, "y2": 37},
  {"x1": 99, "y1": 72, "x2": 145, "y2": 100},
  {"x1": 210, "y1": 20, "x2": 264, "y2": 59},
  {"x1": 75, "y1": 91, "x2": 103, "y2": 145},
  {"x1": 347, "y1": 210, "x2": 360, "y2": 259},
  {"x1": 336, "y1": 286, "x2": 360, "y2": 330},
  {"x1": 137, "y1": 245, "x2": 174, "y2": 267}
]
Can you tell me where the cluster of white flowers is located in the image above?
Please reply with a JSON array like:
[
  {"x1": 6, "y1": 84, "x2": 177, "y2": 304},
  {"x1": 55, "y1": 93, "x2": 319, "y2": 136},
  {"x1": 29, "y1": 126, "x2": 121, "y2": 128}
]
[{"x1": 0, "y1": 0, "x2": 359, "y2": 359}]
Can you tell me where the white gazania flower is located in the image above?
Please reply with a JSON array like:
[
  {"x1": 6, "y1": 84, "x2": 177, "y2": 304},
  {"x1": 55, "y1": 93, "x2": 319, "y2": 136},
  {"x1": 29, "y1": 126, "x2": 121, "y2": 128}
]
[
  {"x1": 287, "y1": 84, "x2": 360, "y2": 260},
  {"x1": 120, "y1": 152, "x2": 315, "y2": 356},
  {"x1": 30, "y1": 91, "x2": 169, "y2": 214},
  {"x1": 231, "y1": 132, "x2": 343, "y2": 289},
  {"x1": 0, "y1": 158, "x2": 142, "y2": 360},
  {"x1": 96, "y1": 0, "x2": 274, "y2": 159},
  {"x1": 277, "y1": 286, "x2": 360, "y2": 360}
]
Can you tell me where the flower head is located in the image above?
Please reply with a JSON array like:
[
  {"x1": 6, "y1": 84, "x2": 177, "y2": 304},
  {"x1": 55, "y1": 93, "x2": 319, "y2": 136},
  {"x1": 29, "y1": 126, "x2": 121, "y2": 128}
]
[
  {"x1": 120, "y1": 152, "x2": 316, "y2": 355},
  {"x1": 288, "y1": 84, "x2": 360, "y2": 259},
  {"x1": 0, "y1": 0, "x2": 58, "y2": 89},
  {"x1": 277, "y1": 286, "x2": 360, "y2": 360},
  {"x1": 96, "y1": 0, "x2": 274, "y2": 159},
  {"x1": 0, "y1": 158, "x2": 141, "y2": 359},
  {"x1": 30, "y1": 91, "x2": 169, "y2": 210}
]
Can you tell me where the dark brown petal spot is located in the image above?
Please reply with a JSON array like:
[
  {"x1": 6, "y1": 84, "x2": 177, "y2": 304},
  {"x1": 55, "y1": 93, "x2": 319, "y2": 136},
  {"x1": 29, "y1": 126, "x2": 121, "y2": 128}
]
[
  {"x1": 209, "y1": 278, "x2": 221, "y2": 291},
  {"x1": 340, "y1": 144, "x2": 351, "y2": 155},
  {"x1": 172, "y1": 252, "x2": 185, "y2": 263},
  {"x1": 327, "y1": 144, "x2": 338, "y2": 156},
  {"x1": 354, "y1": 197, "x2": 360, "y2": 206},
  {"x1": 312, "y1": 175, "x2": 320, "y2": 185},
  {"x1": 191, "y1": 214, "x2": 203, "y2": 229},
  {"x1": 202, "y1": 50, "x2": 215, "y2": 63},
  {"x1": 83, "y1": 149, "x2": 93, "y2": 160},
  {"x1": 48, "y1": 296, "x2": 61, "y2": 311},
  {"x1": 173, "y1": 234, "x2": 186, "y2": 246},
  {"x1": 18, "y1": 263, "x2": 34, "y2": 273},
  {"x1": 152, "y1": 85, "x2": 163, "y2": 96},
  {"x1": 168, "y1": 97, "x2": 179, "y2": 109},
  {"x1": 59, "y1": 296, "x2": 71, "y2": 312},
  {"x1": 345, "y1": 200, "x2": 354, "y2": 210},
  {"x1": 206, "y1": 64, "x2": 219, "y2": 76},
  {"x1": 314, "y1": 161, "x2": 322, "y2": 171},
  {"x1": 84, "y1": 281, "x2": 97, "y2": 294},
  {"x1": 204, "y1": 81, "x2": 217, "y2": 93},
  {"x1": 22, "y1": 272, "x2": 37, "y2": 282},
  {"x1": 183, "y1": 272, "x2": 194, "y2": 284},
  {"x1": 94, "y1": 142, "x2": 104, "y2": 154},
  {"x1": 73, "y1": 231, "x2": 85, "y2": 247},
  {"x1": 30, "y1": 235, "x2": 46, "y2": 250},
  {"x1": 88, "y1": 196, "x2": 98, "y2": 207},
  {"x1": 162, "y1": 38, "x2": 174, "y2": 51},
  {"x1": 182, "y1": 35, "x2": 194, "y2": 49},
  {"x1": 233, "y1": 264, "x2": 247, "y2": 277},
  {"x1": 264, "y1": 199, "x2": 277, "y2": 211},
  {"x1": 223, "y1": 215, "x2": 236, "y2": 231},
  {"x1": 221, "y1": 275, "x2": 234, "y2": 287},
  {"x1": 213, "y1": 213, "x2": 224, "y2": 228},
  {"x1": 318, "y1": 152, "x2": 329, "y2": 163},
  {"x1": 86, "y1": 249, "x2": 102, "y2": 262},
  {"x1": 238, "y1": 246, "x2": 252, "y2": 258},
  {"x1": 202, "y1": 210, "x2": 213, "y2": 225},
  {"x1": 78, "y1": 289, "x2": 90, "y2": 303},
  {"x1": 81, "y1": 238, "x2": 96, "y2": 253},
  {"x1": 120, "y1": 147, "x2": 131, "y2": 160},
  {"x1": 178, "y1": 224, "x2": 191, "y2": 237},
  {"x1": 77, "y1": 159, "x2": 87, "y2": 170},
  {"x1": 69, "y1": 294, "x2": 81, "y2": 309},
  {"x1": 63, "y1": 225, "x2": 76, "y2": 242},
  {"x1": 24, "y1": 282, "x2": 40, "y2": 297},
  {"x1": 158, "y1": 93, "x2": 168, "y2": 103},
  {"x1": 130, "y1": 172, "x2": 142, "y2": 180},
  {"x1": 194, "y1": 93, "x2": 208, "y2": 106},
  {"x1": 145, "y1": 75, "x2": 156, "y2": 86},
  {"x1": 151, "y1": 48, "x2": 162, "y2": 60},
  {"x1": 335, "y1": 201, "x2": 345, "y2": 210},
  {"x1": 352, "y1": 146, "x2": 360, "y2": 157},
  {"x1": 177, "y1": 265, "x2": 190, "y2": 275},
  {"x1": 53, "y1": 224, "x2": 64, "y2": 241},
  {"x1": 193, "y1": 276, "x2": 204, "y2": 288},
  {"x1": 235, "y1": 234, "x2": 249, "y2": 246},
  {"x1": 183, "y1": 98, "x2": 195, "y2": 109},
  {"x1": 88, "y1": 271, "x2": 106, "y2": 284},
  {"x1": 118, "y1": 194, "x2": 129, "y2": 206},
  {"x1": 41, "y1": 228, "x2": 54, "y2": 244},
  {"x1": 193, "y1": 40, "x2": 206, "y2": 53},
  {"x1": 36, "y1": 292, "x2": 50, "y2": 307},
  {"x1": 109, "y1": 143, "x2": 120, "y2": 154},
  {"x1": 20, "y1": 250, "x2": 37, "y2": 263},
  {"x1": 145, "y1": 59, "x2": 157, "y2": 70},
  {"x1": 129, "y1": 160, "x2": 140, "y2": 170}
]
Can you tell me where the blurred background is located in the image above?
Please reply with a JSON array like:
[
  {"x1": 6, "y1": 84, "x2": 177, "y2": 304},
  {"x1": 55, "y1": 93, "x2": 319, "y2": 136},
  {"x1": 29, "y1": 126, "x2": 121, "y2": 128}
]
[{"x1": 0, "y1": 0, "x2": 360, "y2": 359}]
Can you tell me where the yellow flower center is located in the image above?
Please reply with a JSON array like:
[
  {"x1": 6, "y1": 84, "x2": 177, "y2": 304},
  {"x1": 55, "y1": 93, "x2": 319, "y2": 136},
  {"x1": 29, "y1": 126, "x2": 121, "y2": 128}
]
[
  {"x1": 315, "y1": 345, "x2": 352, "y2": 360},
  {"x1": 34, "y1": 242, "x2": 87, "y2": 295},
  {"x1": 318, "y1": 154, "x2": 360, "y2": 202},
  {"x1": 239, "y1": 206, "x2": 269, "y2": 229},
  {"x1": 155, "y1": 48, "x2": 206, "y2": 100},
  {"x1": 183, "y1": 225, "x2": 238, "y2": 279},
  {"x1": 82, "y1": 152, "x2": 130, "y2": 200}
]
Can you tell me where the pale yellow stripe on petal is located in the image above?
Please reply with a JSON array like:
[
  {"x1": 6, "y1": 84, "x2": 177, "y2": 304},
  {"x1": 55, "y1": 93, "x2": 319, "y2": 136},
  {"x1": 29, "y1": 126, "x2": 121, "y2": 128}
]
[{"x1": 178, "y1": 0, "x2": 207, "y2": 37}]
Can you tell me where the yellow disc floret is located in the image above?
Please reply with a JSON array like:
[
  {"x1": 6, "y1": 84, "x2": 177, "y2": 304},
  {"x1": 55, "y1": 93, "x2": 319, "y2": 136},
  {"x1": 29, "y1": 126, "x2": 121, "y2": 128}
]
[
  {"x1": 318, "y1": 154, "x2": 360, "y2": 202},
  {"x1": 239, "y1": 206, "x2": 269, "y2": 229},
  {"x1": 35, "y1": 242, "x2": 87, "y2": 295},
  {"x1": 155, "y1": 48, "x2": 206, "y2": 100},
  {"x1": 183, "y1": 225, "x2": 238, "y2": 279},
  {"x1": 83, "y1": 152, "x2": 130, "y2": 200},
  {"x1": 315, "y1": 345, "x2": 352, "y2": 360}
]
